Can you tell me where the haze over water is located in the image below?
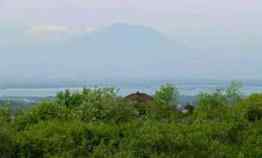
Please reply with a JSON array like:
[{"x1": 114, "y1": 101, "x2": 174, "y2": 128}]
[{"x1": 1, "y1": 80, "x2": 262, "y2": 97}]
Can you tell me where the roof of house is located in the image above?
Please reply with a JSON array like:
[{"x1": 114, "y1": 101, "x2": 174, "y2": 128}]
[{"x1": 125, "y1": 91, "x2": 154, "y2": 103}]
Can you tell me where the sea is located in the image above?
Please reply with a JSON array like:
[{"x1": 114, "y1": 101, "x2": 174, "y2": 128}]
[{"x1": 1, "y1": 80, "x2": 262, "y2": 98}]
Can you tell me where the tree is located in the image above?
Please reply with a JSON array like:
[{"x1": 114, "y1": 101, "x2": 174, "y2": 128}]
[
  {"x1": 225, "y1": 81, "x2": 242, "y2": 105},
  {"x1": 154, "y1": 84, "x2": 179, "y2": 107}
]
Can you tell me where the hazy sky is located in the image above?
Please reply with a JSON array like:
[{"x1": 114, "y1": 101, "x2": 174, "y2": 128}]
[
  {"x1": 1, "y1": 0, "x2": 262, "y2": 33},
  {"x1": 0, "y1": 0, "x2": 262, "y2": 82}
]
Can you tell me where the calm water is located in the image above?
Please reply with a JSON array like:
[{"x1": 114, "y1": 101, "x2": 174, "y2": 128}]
[{"x1": 1, "y1": 81, "x2": 262, "y2": 97}]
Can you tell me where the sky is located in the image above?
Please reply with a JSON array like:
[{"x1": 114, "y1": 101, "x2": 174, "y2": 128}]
[
  {"x1": 0, "y1": 0, "x2": 262, "y2": 83},
  {"x1": 1, "y1": 0, "x2": 262, "y2": 33}
]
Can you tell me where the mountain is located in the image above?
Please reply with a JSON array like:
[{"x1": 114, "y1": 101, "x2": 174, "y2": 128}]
[
  {"x1": 0, "y1": 23, "x2": 261, "y2": 87},
  {"x1": 0, "y1": 23, "x2": 192, "y2": 85}
]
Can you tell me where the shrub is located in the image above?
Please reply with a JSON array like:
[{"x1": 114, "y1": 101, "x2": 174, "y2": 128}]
[
  {"x1": 0, "y1": 105, "x2": 12, "y2": 123},
  {"x1": 240, "y1": 120, "x2": 262, "y2": 158},
  {"x1": 75, "y1": 99, "x2": 140, "y2": 123},
  {"x1": 235, "y1": 93, "x2": 262, "y2": 122},
  {"x1": 15, "y1": 101, "x2": 73, "y2": 130},
  {"x1": 194, "y1": 90, "x2": 230, "y2": 121},
  {"x1": 0, "y1": 83, "x2": 261, "y2": 157},
  {"x1": 0, "y1": 123, "x2": 15, "y2": 158},
  {"x1": 16, "y1": 120, "x2": 131, "y2": 158}
]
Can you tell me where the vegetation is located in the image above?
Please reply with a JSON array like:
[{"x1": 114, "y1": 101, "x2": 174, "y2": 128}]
[{"x1": 0, "y1": 82, "x2": 262, "y2": 158}]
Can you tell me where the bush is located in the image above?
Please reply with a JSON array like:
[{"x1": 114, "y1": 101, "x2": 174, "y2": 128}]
[
  {"x1": 0, "y1": 123, "x2": 15, "y2": 158},
  {"x1": 0, "y1": 105, "x2": 12, "y2": 123},
  {"x1": 15, "y1": 101, "x2": 73, "y2": 130},
  {"x1": 240, "y1": 120, "x2": 262, "y2": 158},
  {"x1": 193, "y1": 90, "x2": 231, "y2": 121},
  {"x1": 235, "y1": 93, "x2": 262, "y2": 122},
  {"x1": 16, "y1": 120, "x2": 124, "y2": 158},
  {"x1": 0, "y1": 84, "x2": 261, "y2": 157}
]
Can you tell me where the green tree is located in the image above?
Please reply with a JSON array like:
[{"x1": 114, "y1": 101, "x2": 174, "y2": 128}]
[
  {"x1": 225, "y1": 81, "x2": 242, "y2": 105},
  {"x1": 154, "y1": 84, "x2": 179, "y2": 107}
]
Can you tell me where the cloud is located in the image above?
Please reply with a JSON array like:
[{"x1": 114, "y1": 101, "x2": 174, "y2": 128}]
[
  {"x1": 29, "y1": 25, "x2": 69, "y2": 34},
  {"x1": 29, "y1": 25, "x2": 95, "y2": 33},
  {"x1": 25, "y1": 25, "x2": 95, "y2": 40},
  {"x1": 0, "y1": 24, "x2": 96, "y2": 45}
]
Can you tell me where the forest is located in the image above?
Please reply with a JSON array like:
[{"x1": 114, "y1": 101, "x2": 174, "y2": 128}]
[{"x1": 0, "y1": 82, "x2": 261, "y2": 158}]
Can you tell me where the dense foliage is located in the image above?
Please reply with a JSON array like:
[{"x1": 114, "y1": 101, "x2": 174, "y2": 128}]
[{"x1": 0, "y1": 83, "x2": 262, "y2": 158}]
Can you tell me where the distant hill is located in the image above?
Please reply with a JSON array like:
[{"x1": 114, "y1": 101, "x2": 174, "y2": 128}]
[
  {"x1": 0, "y1": 23, "x2": 191, "y2": 85},
  {"x1": 1, "y1": 23, "x2": 261, "y2": 87}
]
